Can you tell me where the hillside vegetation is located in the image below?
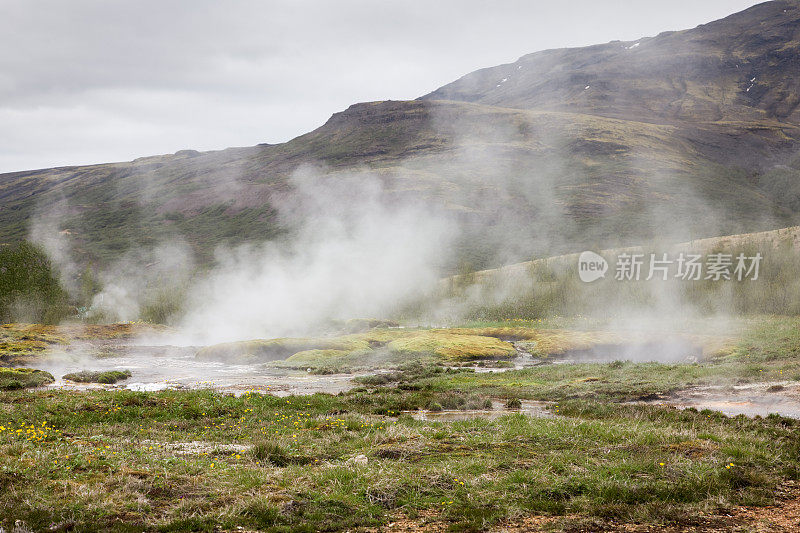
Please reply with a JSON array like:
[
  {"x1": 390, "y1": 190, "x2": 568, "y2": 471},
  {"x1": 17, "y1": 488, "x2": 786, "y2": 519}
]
[{"x1": 1, "y1": 2, "x2": 800, "y2": 275}]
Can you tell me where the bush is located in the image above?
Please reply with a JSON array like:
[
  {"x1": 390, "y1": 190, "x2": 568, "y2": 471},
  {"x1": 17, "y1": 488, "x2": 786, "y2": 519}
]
[
  {"x1": 505, "y1": 398, "x2": 522, "y2": 409},
  {"x1": 0, "y1": 242, "x2": 70, "y2": 323}
]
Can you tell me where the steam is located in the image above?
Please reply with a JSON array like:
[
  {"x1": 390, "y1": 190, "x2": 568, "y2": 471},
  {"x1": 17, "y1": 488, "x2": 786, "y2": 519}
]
[
  {"x1": 90, "y1": 238, "x2": 195, "y2": 322},
  {"x1": 23, "y1": 52, "x2": 794, "y2": 362},
  {"x1": 176, "y1": 167, "x2": 456, "y2": 344},
  {"x1": 29, "y1": 198, "x2": 82, "y2": 295}
]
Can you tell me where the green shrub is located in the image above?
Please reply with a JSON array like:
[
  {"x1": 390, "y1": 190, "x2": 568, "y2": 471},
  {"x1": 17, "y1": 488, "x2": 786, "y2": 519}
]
[{"x1": 0, "y1": 242, "x2": 70, "y2": 323}]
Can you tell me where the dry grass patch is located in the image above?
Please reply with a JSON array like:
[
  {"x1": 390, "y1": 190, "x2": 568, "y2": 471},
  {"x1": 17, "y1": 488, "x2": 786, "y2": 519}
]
[{"x1": 388, "y1": 332, "x2": 516, "y2": 361}]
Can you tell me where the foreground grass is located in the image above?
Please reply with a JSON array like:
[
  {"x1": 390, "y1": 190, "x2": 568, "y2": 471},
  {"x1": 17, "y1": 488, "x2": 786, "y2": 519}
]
[
  {"x1": 1, "y1": 386, "x2": 799, "y2": 531},
  {"x1": 2, "y1": 316, "x2": 800, "y2": 530}
]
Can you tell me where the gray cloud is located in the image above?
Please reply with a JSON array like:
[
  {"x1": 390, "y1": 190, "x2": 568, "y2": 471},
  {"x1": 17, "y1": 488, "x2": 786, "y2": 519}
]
[{"x1": 1, "y1": 0, "x2": 758, "y2": 172}]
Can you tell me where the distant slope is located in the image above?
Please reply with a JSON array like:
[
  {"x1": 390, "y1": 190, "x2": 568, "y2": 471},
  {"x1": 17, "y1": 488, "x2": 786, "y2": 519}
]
[
  {"x1": 2, "y1": 1, "x2": 800, "y2": 274},
  {"x1": 422, "y1": 1, "x2": 800, "y2": 127},
  {"x1": 447, "y1": 225, "x2": 800, "y2": 287}
]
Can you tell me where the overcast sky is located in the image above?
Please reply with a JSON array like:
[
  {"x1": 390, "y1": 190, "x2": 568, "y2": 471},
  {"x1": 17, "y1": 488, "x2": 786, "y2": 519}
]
[{"x1": 0, "y1": 0, "x2": 760, "y2": 173}]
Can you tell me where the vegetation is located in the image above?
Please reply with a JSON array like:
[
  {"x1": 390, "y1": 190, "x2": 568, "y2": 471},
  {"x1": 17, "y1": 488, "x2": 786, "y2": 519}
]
[
  {"x1": 0, "y1": 322, "x2": 160, "y2": 366},
  {"x1": 3, "y1": 5, "x2": 800, "y2": 528},
  {"x1": 387, "y1": 331, "x2": 516, "y2": 361},
  {"x1": 198, "y1": 328, "x2": 550, "y2": 369},
  {"x1": 1, "y1": 317, "x2": 800, "y2": 530},
  {"x1": 0, "y1": 242, "x2": 70, "y2": 324},
  {"x1": 62, "y1": 369, "x2": 132, "y2": 384},
  {"x1": 433, "y1": 230, "x2": 800, "y2": 322},
  {"x1": 1, "y1": 387, "x2": 798, "y2": 531},
  {"x1": 195, "y1": 337, "x2": 371, "y2": 364},
  {"x1": 0, "y1": 367, "x2": 54, "y2": 390}
]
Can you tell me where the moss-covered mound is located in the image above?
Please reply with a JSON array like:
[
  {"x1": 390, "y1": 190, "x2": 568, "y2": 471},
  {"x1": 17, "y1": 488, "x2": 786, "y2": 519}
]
[
  {"x1": 62, "y1": 369, "x2": 132, "y2": 384},
  {"x1": 285, "y1": 349, "x2": 354, "y2": 365},
  {"x1": 388, "y1": 332, "x2": 516, "y2": 361},
  {"x1": 0, "y1": 367, "x2": 55, "y2": 390},
  {"x1": 196, "y1": 324, "x2": 731, "y2": 369},
  {"x1": 197, "y1": 328, "x2": 521, "y2": 368},
  {"x1": 0, "y1": 322, "x2": 169, "y2": 366}
]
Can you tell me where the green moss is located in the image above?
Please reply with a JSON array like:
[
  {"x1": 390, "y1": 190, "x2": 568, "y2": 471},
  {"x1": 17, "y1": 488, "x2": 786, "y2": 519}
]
[
  {"x1": 388, "y1": 331, "x2": 516, "y2": 361},
  {"x1": 0, "y1": 367, "x2": 54, "y2": 390},
  {"x1": 62, "y1": 369, "x2": 132, "y2": 384},
  {"x1": 199, "y1": 329, "x2": 524, "y2": 367},
  {"x1": 285, "y1": 349, "x2": 352, "y2": 365}
]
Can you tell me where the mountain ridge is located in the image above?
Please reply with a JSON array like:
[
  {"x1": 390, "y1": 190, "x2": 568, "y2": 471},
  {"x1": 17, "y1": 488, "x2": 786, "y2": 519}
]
[
  {"x1": 422, "y1": 0, "x2": 800, "y2": 125},
  {"x1": 2, "y1": 1, "x2": 800, "y2": 273}
]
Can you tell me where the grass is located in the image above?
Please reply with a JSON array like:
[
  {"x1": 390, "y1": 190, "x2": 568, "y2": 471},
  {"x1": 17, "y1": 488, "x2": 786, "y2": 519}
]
[
  {"x1": 0, "y1": 367, "x2": 54, "y2": 390},
  {"x1": 2, "y1": 316, "x2": 800, "y2": 530},
  {"x1": 62, "y1": 369, "x2": 132, "y2": 384},
  {"x1": 199, "y1": 329, "x2": 522, "y2": 369},
  {"x1": 387, "y1": 317, "x2": 800, "y2": 402},
  {"x1": 195, "y1": 337, "x2": 371, "y2": 364},
  {"x1": 0, "y1": 388, "x2": 797, "y2": 531},
  {"x1": 387, "y1": 331, "x2": 516, "y2": 361},
  {"x1": 196, "y1": 324, "x2": 732, "y2": 373}
]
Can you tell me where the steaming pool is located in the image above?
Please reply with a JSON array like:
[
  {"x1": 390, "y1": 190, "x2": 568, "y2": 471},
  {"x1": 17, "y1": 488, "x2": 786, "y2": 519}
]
[
  {"x1": 35, "y1": 343, "x2": 364, "y2": 397},
  {"x1": 26, "y1": 338, "x2": 800, "y2": 421}
]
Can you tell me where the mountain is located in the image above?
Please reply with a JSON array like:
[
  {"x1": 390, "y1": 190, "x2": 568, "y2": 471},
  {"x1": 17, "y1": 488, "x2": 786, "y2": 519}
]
[
  {"x1": 2, "y1": 0, "x2": 800, "y2": 272},
  {"x1": 423, "y1": 1, "x2": 800, "y2": 127}
]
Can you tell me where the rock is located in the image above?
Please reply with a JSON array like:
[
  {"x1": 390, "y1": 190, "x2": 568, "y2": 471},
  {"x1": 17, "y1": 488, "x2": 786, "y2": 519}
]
[{"x1": 348, "y1": 454, "x2": 368, "y2": 466}]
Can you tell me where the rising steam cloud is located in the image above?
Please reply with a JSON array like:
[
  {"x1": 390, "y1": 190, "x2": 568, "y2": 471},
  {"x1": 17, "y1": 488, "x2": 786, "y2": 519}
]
[
  {"x1": 26, "y1": 90, "x2": 786, "y2": 356},
  {"x1": 176, "y1": 167, "x2": 456, "y2": 344}
]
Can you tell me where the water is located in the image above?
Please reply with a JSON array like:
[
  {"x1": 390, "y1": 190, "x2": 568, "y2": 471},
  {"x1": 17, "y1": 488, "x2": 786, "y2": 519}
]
[
  {"x1": 642, "y1": 382, "x2": 800, "y2": 419},
  {"x1": 36, "y1": 342, "x2": 360, "y2": 396}
]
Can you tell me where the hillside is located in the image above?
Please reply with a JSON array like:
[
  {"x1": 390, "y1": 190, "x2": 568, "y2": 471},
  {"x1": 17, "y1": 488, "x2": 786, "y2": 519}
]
[
  {"x1": 445, "y1": 225, "x2": 800, "y2": 287},
  {"x1": 2, "y1": 1, "x2": 800, "y2": 273},
  {"x1": 423, "y1": 1, "x2": 800, "y2": 127}
]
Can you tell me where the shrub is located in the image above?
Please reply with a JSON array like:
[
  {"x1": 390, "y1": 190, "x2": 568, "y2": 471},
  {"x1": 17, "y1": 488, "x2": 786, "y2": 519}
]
[{"x1": 0, "y1": 242, "x2": 70, "y2": 323}]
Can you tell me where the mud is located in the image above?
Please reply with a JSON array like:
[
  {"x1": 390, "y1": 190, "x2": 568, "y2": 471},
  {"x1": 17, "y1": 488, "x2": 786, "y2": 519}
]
[{"x1": 643, "y1": 381, "x2": 800, "y2": 419}]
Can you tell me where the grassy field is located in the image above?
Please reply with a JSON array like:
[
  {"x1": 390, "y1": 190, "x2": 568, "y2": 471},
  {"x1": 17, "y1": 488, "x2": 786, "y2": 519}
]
[
  {"x1": 1, "y1": 316, "x2": 800, "y2": 531},
  {"x1": 2, "y1": 388, "x2": 799, "y2": 532}
]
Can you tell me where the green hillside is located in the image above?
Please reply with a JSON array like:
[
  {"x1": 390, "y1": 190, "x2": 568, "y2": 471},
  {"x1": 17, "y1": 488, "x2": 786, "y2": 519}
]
[{"x1": 2, "y1": 1, "x2": 800, "y2": 274}]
